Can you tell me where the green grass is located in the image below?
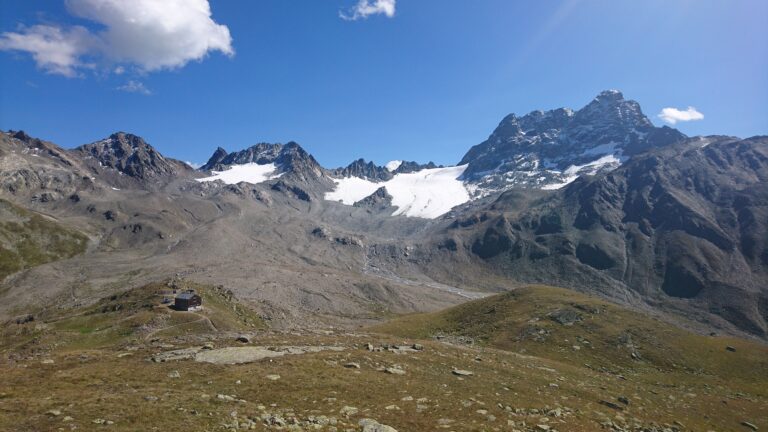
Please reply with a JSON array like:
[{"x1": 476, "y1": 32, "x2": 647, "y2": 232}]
[
  {"x1": 0, "y1": 199, "x2": 88, "y2": 279},
  {"x1": 373, "y1": 285, "x2": 768, "y2": 394},
  {"x1": 7, "y1": 280, "x2": 268, "y2": 351}
]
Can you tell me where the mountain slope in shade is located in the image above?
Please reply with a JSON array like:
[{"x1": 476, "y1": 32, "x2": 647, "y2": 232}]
[
  {"x1": 415, "y1": 135, "x2": 768, "y2": 337},
  {"x1": 459, "y1": 90, "x2": 687, "y2": 195}
]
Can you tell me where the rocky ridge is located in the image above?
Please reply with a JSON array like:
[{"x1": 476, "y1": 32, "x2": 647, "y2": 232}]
[{"x1": 459, "y1": 90, "x2": 686, "y2": 195}]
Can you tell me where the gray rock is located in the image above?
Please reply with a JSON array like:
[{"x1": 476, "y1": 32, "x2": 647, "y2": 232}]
[
  {"x1": 741, "y1": 421, "x2": 758, "y2": 431},
  {"x1": 359, "y1": 418, "x2": 398, "y2": 432},
  {"x1": 194, "y1": 346, "x2": 344, "y2": 365},
  {"x1": 548, "y1": 309, "x2": 583, "y2": 326},
  {"x1": 339, "y1": 406, "x2": 358, "y2": 418},
  {"x1": 598, "y1": 400, "x2": 623, "y2": 411}
]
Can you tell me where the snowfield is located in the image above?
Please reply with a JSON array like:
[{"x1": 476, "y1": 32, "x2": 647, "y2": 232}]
[
  {"x1": 385, "y1": 160, "x2": 403, "y2": 171},
  {"x1": 326, "y1": 165, "x2": 471, "y2": 219},
  {"x1": 197, "y1": 163, "x2": 283, "y2": 184}
]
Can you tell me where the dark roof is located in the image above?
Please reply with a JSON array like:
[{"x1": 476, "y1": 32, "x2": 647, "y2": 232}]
[{"x1": 176, "y1": 292, "x2": 200, "y2": 300}]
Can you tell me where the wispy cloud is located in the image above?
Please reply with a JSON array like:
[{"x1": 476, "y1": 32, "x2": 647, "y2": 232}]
[
  {"x1": 0, "y1": 0, "x2": 233, "y2": 77},
  {"x1": 657, "y1": 106, "x2": 704, "y2": 125},
  {"x1": 185, "y1": 161, "x2": 202, "y2": 169},
  {"x1": 340, "y1": 0, "x2": 396, "y2": 21},
  {"x1": 0, "y1": 25, "x2": 95, "y2": 77},
  {"x1": 116, "y1": 80, "x2": 151, "y2": 95}
]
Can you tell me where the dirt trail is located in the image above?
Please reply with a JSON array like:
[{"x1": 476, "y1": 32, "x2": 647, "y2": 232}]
[{"x1": 143, "y1": 312, "x2": 216, "y2": 340}]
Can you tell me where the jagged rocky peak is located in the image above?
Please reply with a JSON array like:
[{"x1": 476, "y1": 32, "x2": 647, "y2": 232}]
[
  {"x1": 394, "y1": 160, "x2": 440, "y2": 174},
  {"x1": 459, "y1": 90, "x2": 687, "y2": 195},
  {"x1": 333, "y1": 159, "x2": 393, "y2": 181},
  {"x1": 202, "y1": 141, "x2": 326, "y2": 182},
  {"x1": 202, "y1": 147, "x2": 228, "y2": 170},
  {"x1": 74, "y1": 132, "x2": 189, "y2": 179},
  {"x1": 331, "y1": 159, "x2": 442, "y2": 182}
]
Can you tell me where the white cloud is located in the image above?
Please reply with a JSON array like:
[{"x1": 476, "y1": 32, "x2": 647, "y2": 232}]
[
  {"x1": 657, "y1": 106, "x2": 704, "y2": 125},
  {"x1": 116, "y1": 80, "x2": 151, "y2": 95},
  {"x1": 185, "y1": 161, "x2": 202, "y2": 169},
  {"x1": 0, "y1": 25, "x2": 95, "y2": 76},
  {"x1": 0, "y1": 0, "x2": 233, "y2": 77},
  {"x1": 340, "y1": 0, "x2": 396, "y2": 21}
]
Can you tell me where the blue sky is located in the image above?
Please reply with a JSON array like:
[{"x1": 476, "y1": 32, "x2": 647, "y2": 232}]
[{"x1": 1, "y1": 0, "x2": 766, "y2": 168}]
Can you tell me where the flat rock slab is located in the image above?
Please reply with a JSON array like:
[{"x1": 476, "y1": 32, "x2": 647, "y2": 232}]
[
  {"x1": 151, "y1": 347, "x2": 200, "y2": 362},
  {"x1": 195, "y1": 346, "x2": 345, "y2": 365}
]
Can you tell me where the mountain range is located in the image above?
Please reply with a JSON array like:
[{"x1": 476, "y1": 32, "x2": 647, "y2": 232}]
[{"x1": 1, "y1": 90, "x2": 766, "y2": 340}]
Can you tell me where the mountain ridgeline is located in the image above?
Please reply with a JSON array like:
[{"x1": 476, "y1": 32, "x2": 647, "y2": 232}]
[
  {"x1": 460, "y1": 90, "x2": 687, "y2": 194},
  {"x1": 0, "y1": 90, "x2": 766, "y2": 340}
]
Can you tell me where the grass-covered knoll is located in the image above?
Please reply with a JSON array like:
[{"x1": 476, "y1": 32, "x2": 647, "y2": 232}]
[
  {"x1": 0, "y1": 199, "x2": 88, "y2": 279},
  {"x1": 372, "y1": 285, "x2": 768, "y2": 386},
  {"x1": 1, "y1": 280, "x2": 266, "y2": 353}
]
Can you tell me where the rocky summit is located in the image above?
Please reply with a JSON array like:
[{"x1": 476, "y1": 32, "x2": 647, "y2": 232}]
[{"x1": 459, "y1": 90, "x2": 687, "y2": 194}]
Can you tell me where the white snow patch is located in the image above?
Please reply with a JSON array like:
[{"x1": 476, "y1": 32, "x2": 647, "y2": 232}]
[
  {"x1": 325, "y1": 165, "x2": 471, "y2": 219},
  {"x1": 540, "y1": 153, "x2": 624, "y2": 191},
  {"x1": 540, "y1": 176, "x2": 579, "y2": 190},
  {"x1": 385, "y1": 160, "x2": 403, "y2": 172},
  {"x1": 196, "y1": 163, "x2": 282, "y2": 185},
  {"x1": 111, "y1": 187, "x2": 121, "y2": 191},
  {"x1": 325, "y1": 176, "x2": 381, "y2": 205},
  {"x1": 563, "y1": 154, "x2": 623, "y2": 176}
]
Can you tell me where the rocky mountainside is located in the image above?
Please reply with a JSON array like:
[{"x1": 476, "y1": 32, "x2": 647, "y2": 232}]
[
  {"x1": 74, "y1": 132, "x2": 194, "y2": 182},
  {"x1": 459, "y1": 90, "x2": 686, "y2": 195},
  {"x1": 0, "y1": 131, "x2": 94, "y2": 202},
  {"x1": 414, "y1": 135, "x2": 768, "y2": 337}
]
